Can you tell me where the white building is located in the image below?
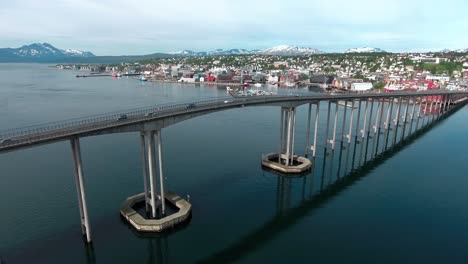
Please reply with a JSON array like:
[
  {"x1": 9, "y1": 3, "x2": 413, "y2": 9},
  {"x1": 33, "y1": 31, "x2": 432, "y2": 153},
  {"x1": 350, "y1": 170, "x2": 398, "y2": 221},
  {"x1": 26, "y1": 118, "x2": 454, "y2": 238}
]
[
  {"x1": 351, "y1": 82, "x2": 373, "y2": 91},
  {"x1": 426, "y1": 75, "x2": 450, "y2": 82}
]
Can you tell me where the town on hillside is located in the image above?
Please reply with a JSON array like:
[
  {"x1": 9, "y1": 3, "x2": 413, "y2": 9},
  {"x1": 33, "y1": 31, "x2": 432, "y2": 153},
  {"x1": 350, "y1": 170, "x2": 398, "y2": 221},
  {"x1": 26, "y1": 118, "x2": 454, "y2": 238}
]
[{"x1": 56, "y1": 52, "x2": 468, "y2": 92}]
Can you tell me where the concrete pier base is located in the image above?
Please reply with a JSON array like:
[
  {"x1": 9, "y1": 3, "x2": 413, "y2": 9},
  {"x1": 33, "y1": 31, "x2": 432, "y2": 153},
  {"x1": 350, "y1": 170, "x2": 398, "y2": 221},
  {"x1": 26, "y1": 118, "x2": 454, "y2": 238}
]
[
  {"x1": 120, "y1": 191, "x2": 191, "y2": 232},
  {"x1": 261, "y1": 153, "x2": 312, "y2": 174}
]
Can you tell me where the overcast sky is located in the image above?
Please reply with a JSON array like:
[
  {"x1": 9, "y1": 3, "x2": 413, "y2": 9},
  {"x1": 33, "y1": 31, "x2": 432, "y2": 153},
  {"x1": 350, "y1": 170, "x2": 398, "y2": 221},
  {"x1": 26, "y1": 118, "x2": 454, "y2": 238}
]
[{"x1": 0, "y1": 0, "x2": 467, "y2": 55}]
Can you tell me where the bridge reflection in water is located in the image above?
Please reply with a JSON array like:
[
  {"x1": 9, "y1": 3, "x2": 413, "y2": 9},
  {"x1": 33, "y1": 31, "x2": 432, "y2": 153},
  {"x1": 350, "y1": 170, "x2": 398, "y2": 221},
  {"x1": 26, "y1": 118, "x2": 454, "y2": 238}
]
[{"x1": 195, "y1": 97, "x2": 466, "y2": 264}]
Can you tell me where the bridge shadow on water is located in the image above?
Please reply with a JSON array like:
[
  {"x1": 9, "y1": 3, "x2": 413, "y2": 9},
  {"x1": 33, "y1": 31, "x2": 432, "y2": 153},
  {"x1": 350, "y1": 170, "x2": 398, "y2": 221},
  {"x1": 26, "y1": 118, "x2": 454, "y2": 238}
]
[{"x1": 194, "y1": 103, "x2": 463, "y2": 264}]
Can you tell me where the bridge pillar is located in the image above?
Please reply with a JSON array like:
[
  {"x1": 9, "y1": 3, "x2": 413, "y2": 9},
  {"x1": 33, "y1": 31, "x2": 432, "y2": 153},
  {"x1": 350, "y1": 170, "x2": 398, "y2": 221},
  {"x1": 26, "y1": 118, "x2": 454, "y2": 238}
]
[
  {"x1": 360, "y1": 99, "x2": 369, "y2": 139},
  {"x1": 261, "y1": 106, "x2": 311, "y2": 174},
  {"x1": 146, "y1": 131, "x2": 159, "y2": 218},
  {"x1": 70, "y1": 137, "x2": 92, "y2": 243},
  {"x1": 156, "y1": 130, "x2": 166, "y2": 216},
  {"x1": 384, "y1": 98, "x2": 395, "y2": 150},
  {"x1": 428, "y1": 99, "x2": 434, "y2": 125},
  {"x1": 400, "y1": 97, "x2": 410, "y2": 141},
  {"x1": 408, "y1": 97, "x2": 416, "y2": 136},
  {"x1": 305, "y1": 103, "x2": 312, "y2": 158},
  {"x1": 415, "y1": 97, "x2": 423, "y2": 131},
  {"x1": 331, "y1": 101, "x2": 339, "y2": 150},
  {"x1": 120, "y1": 130, "x2": 191, "y2": 233},
  {"x1": 140, "y1": 133, "x2": 150, "y2": 213},
  {"x1": 312, "y1": 102, "x2": 320, "y2": 158},
  {"x1": 340, "y1": 100, "x2": 348, "y2": 148},
  {"x1": 374, "y1": 99, "x2": 385, "y2": 157},
  {"x1": 392, "y1": 97, "x2": 402, "y2": 146},
  {"x1": 354, "y1": 99, "x2": 362, "y2": 143},
  {"x1": 346, "y1": 100, "x2": 355, "y2": 144}
]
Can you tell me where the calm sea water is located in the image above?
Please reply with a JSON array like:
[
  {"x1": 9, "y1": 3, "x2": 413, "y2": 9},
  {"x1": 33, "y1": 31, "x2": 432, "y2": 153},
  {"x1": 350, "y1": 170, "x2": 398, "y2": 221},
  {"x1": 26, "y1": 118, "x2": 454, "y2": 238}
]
[{"x1": 1, "y1": 64, "x2": 468, "y2": 263}]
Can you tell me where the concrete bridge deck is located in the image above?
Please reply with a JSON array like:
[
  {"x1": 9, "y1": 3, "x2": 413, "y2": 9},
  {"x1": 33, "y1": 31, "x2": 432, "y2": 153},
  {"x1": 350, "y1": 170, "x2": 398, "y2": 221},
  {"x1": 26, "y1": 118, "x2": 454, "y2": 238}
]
[{"x1": 1, "y1": 90, "x2": 466, "y2": 153}]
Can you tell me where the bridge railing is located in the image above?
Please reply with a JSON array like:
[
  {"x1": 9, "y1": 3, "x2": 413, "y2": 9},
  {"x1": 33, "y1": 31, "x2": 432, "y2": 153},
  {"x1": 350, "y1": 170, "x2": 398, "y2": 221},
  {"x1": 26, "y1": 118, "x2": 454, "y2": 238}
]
[{"x1": 0, "y1": 96, "x2": 237, "y2": 141}]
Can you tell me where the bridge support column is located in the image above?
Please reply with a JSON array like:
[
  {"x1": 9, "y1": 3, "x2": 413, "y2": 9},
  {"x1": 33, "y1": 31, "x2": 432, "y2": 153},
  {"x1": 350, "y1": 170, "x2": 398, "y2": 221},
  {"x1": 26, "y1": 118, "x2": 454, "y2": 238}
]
[
  {"x1": 401, "y1": 97, "x2": 410, "y2": 141},
  {"x1": 415, "y1": 97, "x2": 423, "y2": 131},
  {"x1": 392, "y1": 97, "x2": 402, "y2": 146},
  {"x1": 354, "y1": 99, "x2": 362, "y2": 143},
  {"x1": 262, "y1": 106, "x2": 311, "y2": 174},
  {"x1": 305, "y1": 103, "x2": 312, "y2": 158},
  {"x1": 312, "y1": 102, "x2": 320, "y2": 158},
  {"x1": 325, "y1": 101, "x2": 332, "y2": 149},
  {"x1": 120, "y1": 130, "x2": 191, "y2": 233},
  {"x1": 360, "y1": 99, "x2": 369, "y2": 139},
  {"x1": 340, "y1": 100, "x2": 348, "y2": 148},
  {"x1": 374, "y1": 99, "x2": 385, "y2": 157},
  {"x1": 331, "y1": 102, "x2": 339, "y2": 150},
  {"x1": 428, "y1": 99, "x2": 434, "y2": 126},
  {"x1": 408, "y1": 97, "x2": 416, "y2": 136},
  {"x1": 140, "y1": 133, "x2": 150, "y2": 213},
  {"x1": 346, "y1": 100, "x2": 355, "y2": 144},
  {"x1": 146, "y1": 131, "x2": 159, "y2": 218},
  {"x1": 70, "y1": 137, "x2": 92, "y2": 243},
  {"x1": 383, "y1": 98, "x2": 393, "y2": 151},
  {"x1": 156, "y1": 130, "x2": 166, "y2": 216}
]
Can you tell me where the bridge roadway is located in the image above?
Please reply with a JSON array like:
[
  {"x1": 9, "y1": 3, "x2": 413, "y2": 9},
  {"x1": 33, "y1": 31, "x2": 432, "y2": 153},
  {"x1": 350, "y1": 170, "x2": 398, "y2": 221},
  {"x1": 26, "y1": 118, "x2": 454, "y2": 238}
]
[{"x1": 0, "y1": 90, "x2": 466, "y2": 153}]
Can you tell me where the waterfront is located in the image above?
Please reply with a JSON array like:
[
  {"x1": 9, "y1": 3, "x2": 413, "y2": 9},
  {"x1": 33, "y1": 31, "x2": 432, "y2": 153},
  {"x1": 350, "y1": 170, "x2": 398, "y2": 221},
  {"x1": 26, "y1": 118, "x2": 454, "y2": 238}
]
[{"x1": 1, "y1": 64, "x2": 468, "y2": 263}]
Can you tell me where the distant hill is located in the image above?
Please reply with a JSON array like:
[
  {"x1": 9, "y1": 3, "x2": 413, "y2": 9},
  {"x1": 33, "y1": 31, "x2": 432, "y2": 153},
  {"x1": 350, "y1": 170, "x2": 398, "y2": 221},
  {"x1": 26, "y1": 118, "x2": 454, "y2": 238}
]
[{"x1": 0, "y1": 43, "x2": 95, "y2": 62}]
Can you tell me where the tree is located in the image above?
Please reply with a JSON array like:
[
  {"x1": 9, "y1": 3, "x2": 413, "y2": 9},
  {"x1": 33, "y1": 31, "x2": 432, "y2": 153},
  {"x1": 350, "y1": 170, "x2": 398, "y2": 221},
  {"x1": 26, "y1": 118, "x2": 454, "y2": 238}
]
[{"x1": 373, "y1": 82, "x2": 385, "y2": 90}]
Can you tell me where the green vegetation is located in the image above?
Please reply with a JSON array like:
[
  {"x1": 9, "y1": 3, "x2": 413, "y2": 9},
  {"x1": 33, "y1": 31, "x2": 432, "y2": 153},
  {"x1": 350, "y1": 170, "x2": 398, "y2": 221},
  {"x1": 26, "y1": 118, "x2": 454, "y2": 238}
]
[
  {"x1": 373, "y1": 82, "x2": 385, "y2": 90},
  {"x1": 416, "y1": 62, "x2": 462, "y2": 76}
]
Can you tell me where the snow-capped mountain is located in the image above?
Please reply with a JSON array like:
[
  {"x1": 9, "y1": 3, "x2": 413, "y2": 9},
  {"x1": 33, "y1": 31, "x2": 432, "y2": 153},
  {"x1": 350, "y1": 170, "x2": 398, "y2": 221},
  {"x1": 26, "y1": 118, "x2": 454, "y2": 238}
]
[
  {"x1": 169, "y1": 45, "x2": 322, "y2": 56},
  {"x1": 440, "y1": 48, "x2": 468, "y2": 53},
  {"x1": 0, "y1": 43, "x2": 95, "y2": 62},
  {"x1": 170, "y1": 49, "x2": 254, "y2": 56},
  {"x1": 258, "y1": 45, "x2": 323, "y2": 55},
  {"x1": 344, "y1": 47, "x2": 386, "y2": 53}
]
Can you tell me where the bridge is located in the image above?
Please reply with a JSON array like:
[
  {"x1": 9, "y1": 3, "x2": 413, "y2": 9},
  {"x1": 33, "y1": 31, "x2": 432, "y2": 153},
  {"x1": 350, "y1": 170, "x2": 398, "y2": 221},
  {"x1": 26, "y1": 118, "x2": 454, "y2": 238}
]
[{"x1": 1, "y1": 90, "x2": 467, "y2": 244}]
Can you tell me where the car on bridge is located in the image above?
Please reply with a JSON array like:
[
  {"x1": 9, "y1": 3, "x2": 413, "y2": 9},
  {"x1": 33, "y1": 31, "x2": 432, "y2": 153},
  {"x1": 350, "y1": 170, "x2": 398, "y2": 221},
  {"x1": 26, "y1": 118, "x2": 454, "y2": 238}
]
[
  {"x1": 0, "y1": 138, "x2": 15, "y2": 144},
  {"x1": 186, "y1": 103, "x2": 196, "y2": 109},
  {"x1": 117, "y1": 114, "x2": 128, "y2": 121}
]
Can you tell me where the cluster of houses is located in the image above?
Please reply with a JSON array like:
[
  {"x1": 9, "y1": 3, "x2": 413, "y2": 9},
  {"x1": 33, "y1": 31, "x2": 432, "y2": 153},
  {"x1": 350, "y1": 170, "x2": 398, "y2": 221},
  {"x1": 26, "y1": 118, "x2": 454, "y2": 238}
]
[{"x1": 56, "y1": 52, "x2": 468, "y2": 92}]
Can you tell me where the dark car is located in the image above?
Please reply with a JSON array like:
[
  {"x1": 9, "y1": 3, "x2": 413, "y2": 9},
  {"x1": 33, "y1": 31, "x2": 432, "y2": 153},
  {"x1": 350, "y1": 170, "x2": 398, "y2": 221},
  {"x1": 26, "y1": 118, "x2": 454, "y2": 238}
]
[
  {"x1": 117, "y1": 114, "x2": 128, "y2": 121},
  {"x1": 186, "y1": 103, "x2": 196, "y2": 109}
]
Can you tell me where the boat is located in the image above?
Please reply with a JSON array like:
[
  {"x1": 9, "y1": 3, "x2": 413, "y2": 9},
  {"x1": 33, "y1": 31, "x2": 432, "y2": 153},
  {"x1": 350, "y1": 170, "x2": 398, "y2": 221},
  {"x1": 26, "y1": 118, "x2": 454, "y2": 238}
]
[{"x1": 139, "y1": 76, "x2": 147, "y2": 81}]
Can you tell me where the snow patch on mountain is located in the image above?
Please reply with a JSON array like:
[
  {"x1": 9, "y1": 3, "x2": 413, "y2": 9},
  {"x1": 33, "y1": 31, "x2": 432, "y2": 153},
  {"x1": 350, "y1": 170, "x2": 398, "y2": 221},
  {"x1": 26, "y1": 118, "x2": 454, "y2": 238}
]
[
  {"x1": 344, "y1": 47, "x2": 386, "y2": 53},
  {"x1": 440, "y1": 48, "x2": 468, "y2": 53},
  {"x1": 258, "y1": 45, "x2": 323, "y2": 55}
]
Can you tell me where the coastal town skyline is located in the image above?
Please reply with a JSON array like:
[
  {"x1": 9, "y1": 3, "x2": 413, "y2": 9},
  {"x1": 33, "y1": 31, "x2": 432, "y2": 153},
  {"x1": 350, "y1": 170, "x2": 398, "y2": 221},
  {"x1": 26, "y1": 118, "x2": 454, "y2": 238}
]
[{"x1": 1, "y1": 0, "x2": 467, "y2": 55}]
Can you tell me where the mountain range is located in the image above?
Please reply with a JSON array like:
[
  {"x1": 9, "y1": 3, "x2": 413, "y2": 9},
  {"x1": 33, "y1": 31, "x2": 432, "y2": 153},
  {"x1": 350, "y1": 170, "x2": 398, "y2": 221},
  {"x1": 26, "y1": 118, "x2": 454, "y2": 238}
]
[
  {"x1": 0, "y1": 43, "x2": 467, "y2": 63},
  {"x1": 170, "y1": 45, "x2": 323, "y2": 56},
  {"x1": 440, "y1": 48, "x2": 468, "y2": 53}
]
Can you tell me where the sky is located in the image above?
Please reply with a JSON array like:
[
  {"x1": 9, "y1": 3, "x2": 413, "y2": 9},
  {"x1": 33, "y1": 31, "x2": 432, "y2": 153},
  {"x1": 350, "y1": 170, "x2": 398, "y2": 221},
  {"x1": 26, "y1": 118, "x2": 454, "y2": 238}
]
[{"x1": 0, "y1": 0, "x2": 467, "y2": 55}]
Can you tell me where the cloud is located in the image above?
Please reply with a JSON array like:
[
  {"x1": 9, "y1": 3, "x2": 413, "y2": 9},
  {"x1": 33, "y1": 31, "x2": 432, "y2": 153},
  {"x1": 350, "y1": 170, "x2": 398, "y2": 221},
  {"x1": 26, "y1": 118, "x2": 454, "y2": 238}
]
[{"x1": 0, "y1": 0, "x2": 467, "y2": 54}]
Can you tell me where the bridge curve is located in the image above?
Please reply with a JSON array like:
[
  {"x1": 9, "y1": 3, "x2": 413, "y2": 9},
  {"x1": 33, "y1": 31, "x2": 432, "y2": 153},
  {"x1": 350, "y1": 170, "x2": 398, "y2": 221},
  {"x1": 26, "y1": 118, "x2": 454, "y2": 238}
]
[{"x1": 0, "y1": 90, "x2": 466, "y2": 153}]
